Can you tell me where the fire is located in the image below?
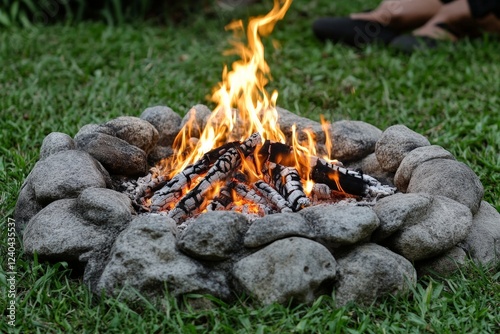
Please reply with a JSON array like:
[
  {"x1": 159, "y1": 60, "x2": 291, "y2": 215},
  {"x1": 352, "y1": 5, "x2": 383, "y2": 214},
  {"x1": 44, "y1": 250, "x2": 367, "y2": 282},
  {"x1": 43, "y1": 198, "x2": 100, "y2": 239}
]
[
  {"x1": 164, "y1": 0, "x2": 294, "y2": 179},
  {"x1": 154, "y1": 0, "x2": 342, "y2": 214}
]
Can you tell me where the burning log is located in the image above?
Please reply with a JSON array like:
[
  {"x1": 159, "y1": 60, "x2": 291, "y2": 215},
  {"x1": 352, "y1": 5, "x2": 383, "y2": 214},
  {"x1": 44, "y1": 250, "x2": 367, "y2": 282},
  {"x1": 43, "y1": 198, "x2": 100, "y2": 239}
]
[
  {"x1": 233, "y1": 182, "x2": 271, "y2": 207},
  {"x1": 252, "y1": 180, "x2": 292, "y2": 213},
  {"x1": 263, "y1": 162, "x2": 310, "y2": 212},
  {"x1": 150, "y1": 140, "x2": 245, "y2": 212},
  {"x1": 258, "y1": 140, "x2": 371, "y2": 197},
  {"x1": 207, "y1": 184, "x2": 233, "y2": 211},
  {"x1": 168, "y1": 133, "x2": 262, "y2": 222}
]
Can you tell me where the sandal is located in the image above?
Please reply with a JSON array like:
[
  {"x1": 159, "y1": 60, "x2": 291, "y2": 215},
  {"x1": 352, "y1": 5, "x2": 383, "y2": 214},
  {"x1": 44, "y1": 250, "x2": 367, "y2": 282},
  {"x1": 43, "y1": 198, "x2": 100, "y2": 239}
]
[{"x1": 388, "y1": 23, "x2": 460, "y2": 53}]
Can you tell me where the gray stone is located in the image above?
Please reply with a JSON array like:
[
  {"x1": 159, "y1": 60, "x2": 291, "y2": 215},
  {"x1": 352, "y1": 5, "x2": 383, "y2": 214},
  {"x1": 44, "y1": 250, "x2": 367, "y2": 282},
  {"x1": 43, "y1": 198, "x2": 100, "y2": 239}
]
[
  {"x1": 104, "y1": 116, "x2": 159, "y2": 154},
  {"x1": 14, "y1": 172, "x2": 42, "y2": 234},
  {"x1": 39, "y1": 132, "x2": 76, "y2": 160},
  {"x1": 140, "y1": 106, "x2": 182, "y2": 146},
  {"x1": 375, "y1": 125, "x2": 431, "y2": 172},
  {"x1": 328, "y1": 121, "x2": 382, "y2": 162},
  {"x1": 244, "y1": 213, "x2": 314, "y2": 248},
  {"x1": 386, "y1": 195, "x2": 473, "y2": 261},
  {"x1": 23, "y1": 199, "x2": 108, "y2": 261},
  {"x1": 300, "y1": 204, "x2": 380, "y2": 248},
  {"x1": 347, "y1": 153, "x2": 394, "y2": 186},
  {"x1": 180, "y1": 104, "x2": 213, "y2": 138},
  {"x1": 416, "y1": 246, "x2": 467, "y2": 277},
  {"x1": 31, "y1": 150, "x2": 110, "y2": 205},
  {"x1": 147, "y1": 145, "x2": 174, "y2": 166},
  {"x1": 335, "y1": 243, "x2": 417, "y2": 307},
  {"x1": 233, "y1": 237, "x2": 337, "y2": 305},
  {"x1": 372, "y1": 193, "x2": 433, "y2": 242},
  {"x1": 74, "y1": 124, "x2": 116, "y2": 145},
  {"x1": 76, "y1": 132, "x2": 148, "y2": 176},
  {"x1": 406, "y1": 159, "x2": 484, "y2": 214},
  {"x1": 97, "y1": 215, "x2": 230, "y2": 300},
  {"x1": 394, "y1": 145, "x2": 456, "y2": 192},
  {"x1": 76, "y1": 188, "x2": 134, "y2": 227},
  {"x1": 177, "y1": 211, "x2": 249, "y2": 261},
  {"x1": 276, "y1": 107, "x2": 325, "y2": 144},
  {"x1": 459, "y1": 201, "x2": 500, "y2": 266}
]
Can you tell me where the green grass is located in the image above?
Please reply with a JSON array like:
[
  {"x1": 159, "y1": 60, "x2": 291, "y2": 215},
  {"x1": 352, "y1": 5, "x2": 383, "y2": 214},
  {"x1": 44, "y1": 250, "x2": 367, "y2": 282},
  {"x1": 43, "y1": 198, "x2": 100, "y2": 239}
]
[{"x1": 1, "y1": 0, "x2": 499, "y2": 332}]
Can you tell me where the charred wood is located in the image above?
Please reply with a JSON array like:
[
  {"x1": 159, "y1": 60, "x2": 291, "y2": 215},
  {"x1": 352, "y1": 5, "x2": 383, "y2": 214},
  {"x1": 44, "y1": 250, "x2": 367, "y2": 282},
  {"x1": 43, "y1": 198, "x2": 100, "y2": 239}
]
[
  {"x1": 263, "y1": 162, "x2": 310, "y2": 211},
  {"x1": 252, "y1": 180, "x2": 292, "y2": 212},
  {"x1": 168, "y1": 133, "x2": 262, "y2": 223}
]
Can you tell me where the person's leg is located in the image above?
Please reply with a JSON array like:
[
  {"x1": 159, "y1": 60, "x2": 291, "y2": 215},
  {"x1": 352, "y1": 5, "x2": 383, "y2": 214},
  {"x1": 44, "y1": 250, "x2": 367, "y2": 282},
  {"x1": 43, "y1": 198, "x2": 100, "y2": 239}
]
[
  {"x1": 412, "y1": 0, "x2": 476, "y2": 40},
  {"x1": 351, "y1": 0, "x2": 444, "y2": 30}
]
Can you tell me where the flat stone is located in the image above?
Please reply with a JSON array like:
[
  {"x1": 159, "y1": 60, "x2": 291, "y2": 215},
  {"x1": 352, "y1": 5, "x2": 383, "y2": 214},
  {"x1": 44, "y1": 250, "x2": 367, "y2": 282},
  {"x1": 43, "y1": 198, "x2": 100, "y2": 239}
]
[
  {"x1": 328, "y1": 120, "x2": 382, "y2": 162},
  {"x1": 416, "y1": 246, "x2": 467, "y2": 277},
  {"x1": 23, "y1": 199, "x2": 108, "y2": 261},
  {"x1": 300, "y1": 204, "x2": 380, "y2": 248},
  {"x1": 407, "y1": 159, "x2": 484, "y2": 214},
  {"x1": 233, "y1": 237, "x2": 337, "y2": 305},
  {"x1": 459, "y1": 201, "x2": 500, "y2": 266},
  {"x1": 372, "y1": 193, "x2": 433, "y2": 242},
  {"x1": 375, "y1": 125, "x2": 430, "y2": 172},
  {"x1": 394, "y1": 145, "x2": 456, "y2": 192},
  {"x1": 335, "y1": 243, "x2": 417, "y2": 307},
  {"x1": 140, "y1": 106, "x2": 182, "y2": 146},
  {"x1": 76, "y1": 132, "x2": 148, "y2": 176},
  {"x1": 96, "y1": 215, "x2": 230, "y2": 300},
  {"x1": 30, "y1": 150, "x2": 110, "y2": 205},
  {"x1": 177, "y1": 211, "x2": 249, "y2": 261},
  {"x1": 386, "y1": 195, "x2": 473, "y2": 261},
  {"x1": 180, "y1": 104, "x2": 212, "y2": 138},
  {"x1": 244, "y1": 213, "x2": 314, "y2": 248},
  {"x1": 76, "y1": 188, "x2": 134, "y2": 227},
  {"x1": 104, "y1": 116, "x2": 159, "y2": 154},
  {"x1": 39, "y1": 132, "x2": 76, "y2": 160}
]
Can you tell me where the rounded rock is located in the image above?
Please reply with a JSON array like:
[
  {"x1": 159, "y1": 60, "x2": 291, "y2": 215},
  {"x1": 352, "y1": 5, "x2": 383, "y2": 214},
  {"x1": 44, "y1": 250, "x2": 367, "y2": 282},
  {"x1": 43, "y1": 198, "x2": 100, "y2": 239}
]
[
  {"x1": 39, "y1": 132, "x2": 76, "y2": 160},
  {"x1": 31, "y1": 150, "x2": 110, "y2": 205},
  {"x1": 329, "y1": 120, "x2": 383, "y2": 162},
  {"x1": 140, "y1": 106, "x2": 182, "y2": 146},
  {"x1": 407, "y1": 159, "x2": 484, "y2": 214},
  {"x1": 375, "y1": 125, "x2": 430, "y2": 172},
  {"x1": 180, "y1": 104, "x2": 213, "y2": 138},
  {"x1": 104, "y1": 116, "x2": 159, "y2": 154},
  {"x1": 394, "y1": 145, "x2": 456, "y2": 192}
]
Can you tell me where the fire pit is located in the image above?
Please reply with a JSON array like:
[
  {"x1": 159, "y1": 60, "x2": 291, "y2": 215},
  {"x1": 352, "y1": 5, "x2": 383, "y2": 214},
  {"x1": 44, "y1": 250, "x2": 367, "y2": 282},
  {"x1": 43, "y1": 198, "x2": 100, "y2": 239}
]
[{"x1": 14, "y1": 0, "x2": 500, "y2": 306}]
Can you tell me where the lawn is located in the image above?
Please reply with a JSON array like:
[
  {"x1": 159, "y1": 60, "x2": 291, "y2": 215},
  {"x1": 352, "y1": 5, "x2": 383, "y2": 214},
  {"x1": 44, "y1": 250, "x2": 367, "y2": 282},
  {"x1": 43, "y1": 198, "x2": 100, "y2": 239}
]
[{"x1": 1, "y1": 0, "x2": 499, "y2": 332}]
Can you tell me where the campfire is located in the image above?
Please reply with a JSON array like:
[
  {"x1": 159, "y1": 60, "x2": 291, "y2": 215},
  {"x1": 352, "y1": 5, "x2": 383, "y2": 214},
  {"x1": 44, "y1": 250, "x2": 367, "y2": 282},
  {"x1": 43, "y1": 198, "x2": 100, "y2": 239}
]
[
  {"x1": 128, "y1": 0, "x2": 393, "y2": 223},
  {"x1": 15, "y1": 0, "x2": 497, "y2": 308}
]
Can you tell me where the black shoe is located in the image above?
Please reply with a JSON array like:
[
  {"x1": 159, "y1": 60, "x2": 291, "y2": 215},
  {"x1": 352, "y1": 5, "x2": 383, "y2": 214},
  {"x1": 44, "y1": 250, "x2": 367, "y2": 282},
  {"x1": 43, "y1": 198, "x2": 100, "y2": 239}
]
[
  {"x1": 389, "y1": 24, "x2": 459, "y2": 54},
  {"x1": 312, "y1": 17, "x2": 400, "y2": 48}
]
